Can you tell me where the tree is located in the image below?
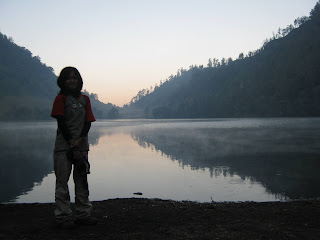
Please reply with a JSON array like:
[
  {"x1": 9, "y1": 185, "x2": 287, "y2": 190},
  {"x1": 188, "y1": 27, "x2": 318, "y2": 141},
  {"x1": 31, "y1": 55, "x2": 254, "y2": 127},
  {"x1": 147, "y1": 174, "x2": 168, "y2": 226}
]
[
  {"x1": 90, "y1": 93, "x2": 99, "y2": 100},
  {"x1": 207, "y1": 58, "x2": 213, "y2": 68},
  {"x1": 212, "y1": 58, "x2": 220, "y2": 68},
  {"x1": 221, "y1": 58, "x2": 226, "y2": 66},
  {"x1": 310, "y1": 1, "x2": 320, "y2": 23},
  {"x1": 108, "y1": 107, "x2": 119, "y2": 119},
  {"x1": 238, "y1": 53, "x2": 244, "y2": 60},
  {"x1": 294, "y1": 16, "x2": 309, "y2": 27}
]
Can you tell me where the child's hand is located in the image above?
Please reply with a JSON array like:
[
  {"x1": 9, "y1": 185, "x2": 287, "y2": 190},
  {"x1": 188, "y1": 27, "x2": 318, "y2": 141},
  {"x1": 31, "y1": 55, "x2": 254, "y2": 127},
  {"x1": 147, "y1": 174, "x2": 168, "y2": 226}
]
[{"x1": 69, "y1": 138, "x2": 83, "y2": 148}]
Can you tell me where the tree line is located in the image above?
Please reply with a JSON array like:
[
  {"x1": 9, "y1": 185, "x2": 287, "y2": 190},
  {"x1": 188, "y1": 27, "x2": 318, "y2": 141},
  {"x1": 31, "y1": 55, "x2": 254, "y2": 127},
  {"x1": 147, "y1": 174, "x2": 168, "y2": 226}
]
[
  {"x1": 121, "y1": 1, "x2": 320, "y2": 118},
  {"x1": 0, "y1": 33, "x2": 118, "y2": 120}
]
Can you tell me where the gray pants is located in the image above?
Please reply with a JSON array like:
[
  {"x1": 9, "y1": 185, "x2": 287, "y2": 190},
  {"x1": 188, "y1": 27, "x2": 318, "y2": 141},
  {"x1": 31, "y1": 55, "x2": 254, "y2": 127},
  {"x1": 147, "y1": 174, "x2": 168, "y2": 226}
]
[{"x1": 54, "y1": 151, "x2": 92, "y2": 223}]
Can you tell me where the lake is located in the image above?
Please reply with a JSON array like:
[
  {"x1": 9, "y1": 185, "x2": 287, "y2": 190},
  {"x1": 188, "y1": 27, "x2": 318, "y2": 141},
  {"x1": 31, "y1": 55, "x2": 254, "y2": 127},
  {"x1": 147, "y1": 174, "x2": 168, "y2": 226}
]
[{"x1": 1, "y1": 118, "x2": 320, "y2": 203}]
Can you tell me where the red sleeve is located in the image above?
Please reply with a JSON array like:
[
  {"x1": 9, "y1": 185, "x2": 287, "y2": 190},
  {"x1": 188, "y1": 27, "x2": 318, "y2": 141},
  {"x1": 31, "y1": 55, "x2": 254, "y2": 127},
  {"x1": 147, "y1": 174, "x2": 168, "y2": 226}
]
[
  {"x1": 51, "y1": 94, "x2": 67, "y2": 118},
  {"x1": 84, "y1": 95, "x2": 96, "y2": 122}
]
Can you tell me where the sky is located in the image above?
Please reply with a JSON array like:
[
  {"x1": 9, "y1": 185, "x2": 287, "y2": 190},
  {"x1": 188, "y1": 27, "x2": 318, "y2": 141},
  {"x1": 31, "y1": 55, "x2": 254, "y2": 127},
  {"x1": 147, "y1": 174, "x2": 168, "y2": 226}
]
[{"x1": 0, "y1": 0, "x2": 318, "y2": 106}]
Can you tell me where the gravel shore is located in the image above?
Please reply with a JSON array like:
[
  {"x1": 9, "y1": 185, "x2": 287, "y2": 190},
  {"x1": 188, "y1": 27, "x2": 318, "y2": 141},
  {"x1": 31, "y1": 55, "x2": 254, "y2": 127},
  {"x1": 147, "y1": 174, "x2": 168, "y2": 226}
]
[{"x1": 1, "y1": 198, "x2": 319, "y2": 240}]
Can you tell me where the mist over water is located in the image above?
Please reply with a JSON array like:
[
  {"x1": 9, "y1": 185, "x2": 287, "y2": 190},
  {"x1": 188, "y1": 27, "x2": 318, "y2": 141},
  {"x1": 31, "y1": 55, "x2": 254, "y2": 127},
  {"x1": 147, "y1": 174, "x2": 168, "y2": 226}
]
[
  {"x1": 1, "y1": 118, "x2": 319, "y2": 203},
  {"x1": 0, "y1": 122, "x2": 56, "y2": 203}
]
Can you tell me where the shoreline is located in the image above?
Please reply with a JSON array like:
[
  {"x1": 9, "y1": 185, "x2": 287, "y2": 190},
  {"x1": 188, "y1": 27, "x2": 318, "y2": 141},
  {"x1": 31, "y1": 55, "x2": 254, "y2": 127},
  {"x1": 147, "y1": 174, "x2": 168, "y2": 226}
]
[{"x1": 1, "y1": 198, "x2": 319, "y2": 239}]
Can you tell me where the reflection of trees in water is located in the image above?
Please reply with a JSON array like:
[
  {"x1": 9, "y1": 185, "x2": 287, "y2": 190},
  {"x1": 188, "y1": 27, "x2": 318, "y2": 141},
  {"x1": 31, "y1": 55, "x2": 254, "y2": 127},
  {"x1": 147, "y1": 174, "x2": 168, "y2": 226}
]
[
  {"x1": 0, "y1": 123, "x2": 108, "y2": 203},
  {"x1": 88, "y1": 128, "x2": 104, "y2": 146},
  {"x1": 132, "y1": 132, "x2": 232, "y2": 178},
  {"x1": 131, "y1": 127, "x2": 320, "y2": 200},
  {"x1": 0, "y1": 126, "x2": 56, "y2": 203},
  {"x1": 89, "y1": 126, "x2": 125, "y2": 146}
]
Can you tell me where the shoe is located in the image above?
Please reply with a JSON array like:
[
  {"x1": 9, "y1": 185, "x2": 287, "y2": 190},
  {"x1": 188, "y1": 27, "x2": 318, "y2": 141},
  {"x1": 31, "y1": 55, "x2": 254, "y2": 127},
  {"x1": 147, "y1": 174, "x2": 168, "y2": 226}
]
[
  {"x1": 75, "y1": 216, "x2": 98, "y2": 225},
  {"x1": 57, "y1": 219, "x2": 76, "y2": 229}
]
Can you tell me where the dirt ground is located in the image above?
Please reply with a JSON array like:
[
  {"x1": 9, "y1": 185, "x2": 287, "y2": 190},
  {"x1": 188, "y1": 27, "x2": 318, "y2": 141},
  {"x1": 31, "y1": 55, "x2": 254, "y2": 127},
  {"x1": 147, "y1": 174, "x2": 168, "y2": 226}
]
[{"x1": 0, "y1": 198, "x2": 319, "y2": 240}]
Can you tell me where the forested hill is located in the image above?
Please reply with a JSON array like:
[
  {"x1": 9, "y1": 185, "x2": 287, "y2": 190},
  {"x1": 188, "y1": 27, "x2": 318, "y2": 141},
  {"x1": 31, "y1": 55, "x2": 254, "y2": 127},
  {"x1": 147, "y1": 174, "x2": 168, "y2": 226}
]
[
  {"x1": 0, "y1": 33, "x2": 117, "y2": 120},
  {"x1": 123, "y1": 2, "x2": 320, "y2": 118}
]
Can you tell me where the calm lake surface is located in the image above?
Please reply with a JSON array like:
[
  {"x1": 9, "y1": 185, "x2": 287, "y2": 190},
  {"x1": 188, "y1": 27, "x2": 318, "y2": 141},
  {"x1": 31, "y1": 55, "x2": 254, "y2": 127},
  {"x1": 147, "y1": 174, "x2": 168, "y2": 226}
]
[{"x1": 1, "y1": 118, "x2": 320, "y2": 203}]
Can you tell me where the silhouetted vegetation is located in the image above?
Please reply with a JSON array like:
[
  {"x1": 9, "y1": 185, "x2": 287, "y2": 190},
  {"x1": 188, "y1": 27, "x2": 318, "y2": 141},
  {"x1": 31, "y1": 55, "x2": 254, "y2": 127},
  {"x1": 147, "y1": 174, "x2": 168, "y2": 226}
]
[
  {"x1": 82, "y1": 90, "x2": 119, "y2": 119},
  {"x1": 0, "y1": 33, "x2": 117, "y2": 120},
  {"x1": 2, "y1": 1, "x2": 320, "y2": 120},
  {"x1": 123, "y1": 1, "x2": 320, "y2": 118},
  {"x1": 0, "y1": 33, "x2": 58, "y2": 120}
]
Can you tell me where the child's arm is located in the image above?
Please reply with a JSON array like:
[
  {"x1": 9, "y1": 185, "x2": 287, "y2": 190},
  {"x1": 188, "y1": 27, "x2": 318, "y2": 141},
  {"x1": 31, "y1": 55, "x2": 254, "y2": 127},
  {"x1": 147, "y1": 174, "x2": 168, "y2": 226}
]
[
  {"x1": 51, "y1": 95, "x2": 73, "y2": 143},
  {"x1": 80, "y1": 122, "x2": 91, "y2": 139},
  {"x1": 56, "y1": 116, "x2": 72, "y2": 142}
]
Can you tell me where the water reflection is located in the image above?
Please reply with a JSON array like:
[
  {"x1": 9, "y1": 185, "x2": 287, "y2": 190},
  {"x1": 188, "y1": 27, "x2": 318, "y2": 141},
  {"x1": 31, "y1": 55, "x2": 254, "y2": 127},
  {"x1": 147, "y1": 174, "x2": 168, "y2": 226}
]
[
  {"x1": 131, "y1": 118, "x2": 320, "y2": 200},
  {"x1": 0, "y1": 122, "x2": 56, "y2": 203},
  {"x1": 0, "y1": 122, "x2": 105, "y2": 203},
  {"x1": 1, "y1": 118, "x2": 320, "y2": 203}
]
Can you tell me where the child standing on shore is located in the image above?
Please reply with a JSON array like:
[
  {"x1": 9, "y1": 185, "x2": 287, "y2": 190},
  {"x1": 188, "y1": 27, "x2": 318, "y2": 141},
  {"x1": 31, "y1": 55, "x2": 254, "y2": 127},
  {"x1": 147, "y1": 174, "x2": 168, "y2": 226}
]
[{"x1": 51, "y1": 66, "x2": 97, "y2": 229}]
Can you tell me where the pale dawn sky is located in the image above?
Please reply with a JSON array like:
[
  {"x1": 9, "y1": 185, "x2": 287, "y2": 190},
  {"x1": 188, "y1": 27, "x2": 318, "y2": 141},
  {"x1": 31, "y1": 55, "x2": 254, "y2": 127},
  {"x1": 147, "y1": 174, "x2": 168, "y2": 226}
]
[{"x1": 0, "y1": 0, "x2": 318, "y2": 106}]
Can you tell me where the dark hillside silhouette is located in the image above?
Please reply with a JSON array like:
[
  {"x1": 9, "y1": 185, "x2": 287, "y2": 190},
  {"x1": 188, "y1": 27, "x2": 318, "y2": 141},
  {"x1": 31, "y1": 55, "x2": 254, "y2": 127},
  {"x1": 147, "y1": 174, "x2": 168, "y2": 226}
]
[
  {"x1": 0, "y1": 33, "x2": 117, "y2": 120},
  {"x1": 123, "y1": 1, "x2": 320, "y2": 118},
  {"x1": 2, "y1": 1, "x2": 319, "y2": 120},
  {"x1": 0, "y1": 33, "x2": 58, "y2": 120}
]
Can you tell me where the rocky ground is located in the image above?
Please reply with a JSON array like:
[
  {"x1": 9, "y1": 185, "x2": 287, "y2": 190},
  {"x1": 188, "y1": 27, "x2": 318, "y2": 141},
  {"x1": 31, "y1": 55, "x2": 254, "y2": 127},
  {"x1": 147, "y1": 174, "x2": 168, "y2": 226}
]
[{"x1": 0, "y1": 198, "x2": 319, "y2": 240}]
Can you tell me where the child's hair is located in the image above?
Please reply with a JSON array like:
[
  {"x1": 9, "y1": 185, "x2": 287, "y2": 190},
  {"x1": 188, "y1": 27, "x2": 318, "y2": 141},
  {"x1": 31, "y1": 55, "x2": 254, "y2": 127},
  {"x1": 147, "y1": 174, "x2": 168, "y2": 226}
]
[{"x1": 57, "y1": 66, "x2": 83, "y2": 96}]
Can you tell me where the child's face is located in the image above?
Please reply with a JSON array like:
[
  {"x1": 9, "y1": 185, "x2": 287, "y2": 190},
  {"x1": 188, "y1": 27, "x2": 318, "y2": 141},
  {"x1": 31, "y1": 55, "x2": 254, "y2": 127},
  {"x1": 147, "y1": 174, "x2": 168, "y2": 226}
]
[{"x1": 65, "y1": 71, "x2": 79, "y2": 90}]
